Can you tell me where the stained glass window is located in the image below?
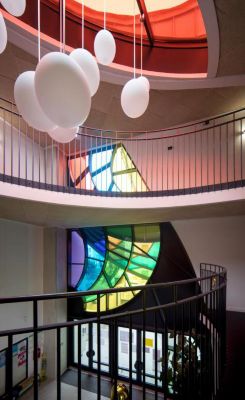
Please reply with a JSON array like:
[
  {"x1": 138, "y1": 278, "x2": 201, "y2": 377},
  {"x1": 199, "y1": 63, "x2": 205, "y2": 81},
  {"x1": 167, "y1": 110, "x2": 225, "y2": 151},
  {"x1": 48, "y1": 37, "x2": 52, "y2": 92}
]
[
  {"x1": 68, "y1": 144, "x2": 148, "y2": 193},
  {"x1": 69, "y1": 224, "x2": 161, "y2": 312}
]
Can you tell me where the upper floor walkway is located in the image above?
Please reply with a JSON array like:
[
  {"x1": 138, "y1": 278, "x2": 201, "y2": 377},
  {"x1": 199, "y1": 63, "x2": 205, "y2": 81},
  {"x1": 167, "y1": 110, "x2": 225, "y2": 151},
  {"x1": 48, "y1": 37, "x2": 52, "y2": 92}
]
[{"x1": 0, "y1": 97, "x2": 244, "y2": 226}]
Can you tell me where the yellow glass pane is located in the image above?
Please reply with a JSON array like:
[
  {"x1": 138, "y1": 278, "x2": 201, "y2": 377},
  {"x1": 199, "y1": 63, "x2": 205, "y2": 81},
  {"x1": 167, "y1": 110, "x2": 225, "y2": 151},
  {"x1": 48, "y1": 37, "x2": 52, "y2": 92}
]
[
  {"x1": 113, "y1": 172, "x2": 147, "y2": 192},
  {"x1": 126, "y1": 271, "x2": 147, "y2": 286},
  {"x1": 134, "y1": 225, "x2": 160, "y2": 242},
  {"x1": 112, "y1": 146, "x2": 134, "y2": 173},
  {"x1": 84, "y1": 295, "x2": 107, "y2": 312}
]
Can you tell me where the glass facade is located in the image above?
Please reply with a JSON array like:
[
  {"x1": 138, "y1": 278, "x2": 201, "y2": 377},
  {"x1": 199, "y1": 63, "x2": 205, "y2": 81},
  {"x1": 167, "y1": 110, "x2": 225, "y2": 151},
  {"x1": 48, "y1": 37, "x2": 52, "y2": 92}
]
[
  {"x1": 68, "y1": 144, "x2": 148, "y2": 193},
  {"x1": 68, "y1": 224, "x2": 161, "y2": 312}
]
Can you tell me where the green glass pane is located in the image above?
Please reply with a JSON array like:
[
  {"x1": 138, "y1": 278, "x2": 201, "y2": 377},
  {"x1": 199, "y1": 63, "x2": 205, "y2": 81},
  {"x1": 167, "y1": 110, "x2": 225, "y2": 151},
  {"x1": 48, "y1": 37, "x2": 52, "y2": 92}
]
[
  {"x1": 126, "y1": 265, "x2": 152, "y2": 279},
  {"x1": 83, "y1": 274, "x2": 109, "y2": 303},
  {"x1": 104, "y1": 252, "x2": 128, "y2": 287},
  {"x1": 130, "y1": 249, "x2": 157, "y2": 269},
  {"x1": 106, "y1": 226, "x2": 132, "y2": 240},
  {"x1": 108, "y1": 241, "x2": 132, "y2": 259},
  {"x1": 134, "y1": 224, "x2": 160, "y2": 242},
  {"x1": 148, "y1": 242, "x2": 161, "y2": 260}
]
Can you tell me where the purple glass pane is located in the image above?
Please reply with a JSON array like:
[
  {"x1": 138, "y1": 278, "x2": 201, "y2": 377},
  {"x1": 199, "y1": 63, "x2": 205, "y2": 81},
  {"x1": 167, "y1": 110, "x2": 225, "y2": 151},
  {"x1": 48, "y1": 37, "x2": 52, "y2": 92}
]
[
  {"x1": 70, "y1": 231, "x2": 85, "y2": 288},
  {"x1": 71, "y1": 264, "x2": 84, "y2": 288},
  {"x1": 71, "y1": 231, "x2": 85, "y2": 263}
]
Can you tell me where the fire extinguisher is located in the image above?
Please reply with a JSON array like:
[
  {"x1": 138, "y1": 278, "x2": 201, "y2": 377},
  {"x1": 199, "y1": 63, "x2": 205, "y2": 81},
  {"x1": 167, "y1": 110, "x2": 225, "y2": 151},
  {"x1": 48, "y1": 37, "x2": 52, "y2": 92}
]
[{"x1": 39, "y1": 352, "x2": 47, "y2": 381}]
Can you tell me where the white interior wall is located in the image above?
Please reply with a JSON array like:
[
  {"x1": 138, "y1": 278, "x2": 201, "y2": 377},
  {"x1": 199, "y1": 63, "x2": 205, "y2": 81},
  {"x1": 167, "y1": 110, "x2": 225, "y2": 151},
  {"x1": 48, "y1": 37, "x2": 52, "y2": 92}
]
[
  {"x1": 172, "y1": 215, "x2": 245, "y2": 312},
  {"x1": 0, "y1": 117, "x2": 65, "y2": 186},
  {"x1": 0, "y1": 219, "x2": 44, "y2": 394}
]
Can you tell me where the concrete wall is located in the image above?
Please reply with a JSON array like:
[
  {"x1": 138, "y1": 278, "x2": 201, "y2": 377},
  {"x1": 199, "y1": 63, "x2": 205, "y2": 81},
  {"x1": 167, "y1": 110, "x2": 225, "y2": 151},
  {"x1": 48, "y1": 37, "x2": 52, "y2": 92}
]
[
  {"x1": 173, "y1": 215, "x2": 245, "y2": 312},
  {"x1": 0, "y1": 220, "x2": 67, "y2": 394},
  {"x1": 0, "y1": 219, "x2": 43, "y2": 395}
]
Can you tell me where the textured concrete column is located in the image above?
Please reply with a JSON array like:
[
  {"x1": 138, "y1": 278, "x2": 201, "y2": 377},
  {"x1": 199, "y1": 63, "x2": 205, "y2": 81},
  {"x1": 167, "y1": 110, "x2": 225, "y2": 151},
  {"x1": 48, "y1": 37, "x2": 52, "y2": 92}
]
[{"x1": 43, "y1": 227, "x2": 67, "y2": 380}]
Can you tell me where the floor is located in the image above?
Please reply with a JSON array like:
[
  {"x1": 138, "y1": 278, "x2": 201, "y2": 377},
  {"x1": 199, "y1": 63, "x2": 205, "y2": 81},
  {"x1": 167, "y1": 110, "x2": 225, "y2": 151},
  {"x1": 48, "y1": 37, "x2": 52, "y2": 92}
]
[{"x1": 21, "y1": 380, "x2": 109, "y2": 400}]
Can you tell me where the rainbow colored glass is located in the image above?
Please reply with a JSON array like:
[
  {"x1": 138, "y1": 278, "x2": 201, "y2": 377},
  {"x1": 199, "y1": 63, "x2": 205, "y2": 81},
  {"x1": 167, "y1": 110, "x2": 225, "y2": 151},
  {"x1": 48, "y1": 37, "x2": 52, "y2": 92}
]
[
  {"x1": 68, "y1": 144, "x2": 148, "y2": 192},
  {"x1": 69, "y1": 225, "x2": 161, "y2": 312}
]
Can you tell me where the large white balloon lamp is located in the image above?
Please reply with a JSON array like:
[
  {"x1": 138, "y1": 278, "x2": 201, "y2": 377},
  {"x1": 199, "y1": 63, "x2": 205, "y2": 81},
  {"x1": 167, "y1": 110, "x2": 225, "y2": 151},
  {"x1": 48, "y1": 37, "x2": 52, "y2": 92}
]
[
  {"x1": 48, "y1": 126, "x2": 77, "y2": 144},
  {"x1": 137, "y1": 76, "x2": 150, "y2": 92},
  {"x1": 35, "y1": 52, "x2": 91, "y2": 129},
  {"x1": 1, "y1": 0, "x2": 26, "y2": 17},
  {"x1": 70, "y1": 48, "x2": 100, "y2": 96},
  {"x1": 0, "y1": 12, "x2": 7, "y2": 54},
  {"x1": 14, "y1": 71, "x2": 56, "y2": 131},
  {"x1": 121, "y1": 78, "x2": 149, "y2": 119},
  {"x1": 94, "y1": 29, "x2": 116, "y2": 66}
]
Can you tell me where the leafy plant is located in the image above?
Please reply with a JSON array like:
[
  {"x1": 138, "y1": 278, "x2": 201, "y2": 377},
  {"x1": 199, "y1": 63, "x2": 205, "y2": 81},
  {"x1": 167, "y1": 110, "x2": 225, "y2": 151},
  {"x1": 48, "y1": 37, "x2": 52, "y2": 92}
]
[{"x1": 158, "y1": 330, "x2": 201, "y2": 397}]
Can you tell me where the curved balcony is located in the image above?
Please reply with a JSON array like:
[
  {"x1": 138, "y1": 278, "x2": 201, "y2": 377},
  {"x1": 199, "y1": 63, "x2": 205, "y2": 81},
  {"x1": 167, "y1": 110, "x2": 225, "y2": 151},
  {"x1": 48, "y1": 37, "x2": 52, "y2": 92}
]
[
  {"x1": 0, "y1": 97, "x2": 244, "y2": 198},
  {"x1": 0, "y1": 97, "x2": 245, "y2": 227}
]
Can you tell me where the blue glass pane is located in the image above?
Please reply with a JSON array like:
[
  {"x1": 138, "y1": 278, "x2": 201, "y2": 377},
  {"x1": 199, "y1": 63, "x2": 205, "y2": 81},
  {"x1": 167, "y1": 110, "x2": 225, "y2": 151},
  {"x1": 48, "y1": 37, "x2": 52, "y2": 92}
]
[
  {"x1": 87, "y1": 244, "x2": 104, "y2": 261},
  {"x1": 90, "y1": 149, "x2": 113, "y2": 173},
  {"x1": 92, "y1": 167, "x2": 113, "y2": 191},
  {"x1": 77, "y1": 258, "x2": 103, "y2": 291},
  {"x1": 83, "y1": 228, "x2": 106, "y2": 256}
]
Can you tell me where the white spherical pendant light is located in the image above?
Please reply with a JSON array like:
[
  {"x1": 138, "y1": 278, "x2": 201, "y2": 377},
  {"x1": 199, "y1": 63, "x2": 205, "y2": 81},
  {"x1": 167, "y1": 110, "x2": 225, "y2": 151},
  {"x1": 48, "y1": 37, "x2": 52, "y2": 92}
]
[
  {"x1": 137, "y1": 76, "x2": 150, "y2": 92},
  {"x1": 1, "y1": 0, "x2": 26, "y2": 17},
  {"x1": 70, "y1": 48, "x2": 100, "y2": 96},
  {"x1": 14, "y1": 71, "x2": 56, "y2": 131},
  {"x1": 121, "y1": 78, "x2": 149, "y2": 119},
  {"x1": 0, "y1": 12, "x2": 7, "y2": 54},
  {"x1": 48, "y1": 126, "x2": 77, "y2": 144},
  {"x1": 35, "y1": 52, "x2": 91, "y2": 129},
  {"x1": 94, "y1": 29, "x2": 116, "y2": 66}
]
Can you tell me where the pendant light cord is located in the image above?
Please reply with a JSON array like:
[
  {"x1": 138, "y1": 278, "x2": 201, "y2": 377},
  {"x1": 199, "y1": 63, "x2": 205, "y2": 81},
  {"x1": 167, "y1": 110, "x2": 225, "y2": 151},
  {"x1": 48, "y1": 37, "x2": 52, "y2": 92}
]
[
  {"x1": 63, "y1": 0, "x2": 66, "y2": 53},
  {"x1": 82, "y1": 0, "x2": 84, "y2": 48},
  {"x1": 133, "y1": 0, "x2": 136, "y2": 79},
  {"x1": 38, "y1": 0, "x2": 41, "y2": 61},
  {"x1": 104, "y1": 0, "x2": 106, "y2": 29},
  {"x1": 140, "y1": 15, "x2": 143, "y2": 76}
]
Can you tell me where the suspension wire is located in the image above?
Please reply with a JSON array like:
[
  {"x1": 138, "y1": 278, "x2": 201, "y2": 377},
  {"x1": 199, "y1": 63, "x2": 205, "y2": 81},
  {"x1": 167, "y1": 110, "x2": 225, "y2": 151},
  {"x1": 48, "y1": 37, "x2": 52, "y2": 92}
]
[
  {"x1": 133, "y1": 0, "x2": 136, "y2": 78},
  {"x1": 104, "y1": 0, "x2": 106, "y2": 29},
  {"x1": 59, "y1": 0, "x2": 62, "y2": 52},
  {"x1": 37, "y1": 0, "x2": 41, "y2": 61},
  {"x1": 62, "y1": 0, "x2": 66, "y2": 53},
  {"x1": 82, "y1": 0, "x2": 84, "y2": 48},
  {"x1": 140, "y1": 14, "x2": 143, "y2": 76}
]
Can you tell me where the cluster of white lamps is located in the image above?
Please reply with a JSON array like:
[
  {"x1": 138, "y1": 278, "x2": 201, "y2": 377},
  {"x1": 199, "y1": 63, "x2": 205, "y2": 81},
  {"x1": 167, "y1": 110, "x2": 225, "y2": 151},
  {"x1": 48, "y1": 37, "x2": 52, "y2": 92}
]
[
  {"x1": 0, "y1": 1, "x2": 27, "y2": 54},
  {"x1": 1, "y1": 0, "x2": 150, "y2": 143}
]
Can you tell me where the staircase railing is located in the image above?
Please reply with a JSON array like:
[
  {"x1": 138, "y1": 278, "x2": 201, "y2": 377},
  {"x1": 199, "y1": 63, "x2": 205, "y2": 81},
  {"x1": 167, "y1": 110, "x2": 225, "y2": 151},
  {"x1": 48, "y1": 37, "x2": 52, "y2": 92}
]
[{"x1": 0, "y1": 263, "x2": 227, "y2": 400}]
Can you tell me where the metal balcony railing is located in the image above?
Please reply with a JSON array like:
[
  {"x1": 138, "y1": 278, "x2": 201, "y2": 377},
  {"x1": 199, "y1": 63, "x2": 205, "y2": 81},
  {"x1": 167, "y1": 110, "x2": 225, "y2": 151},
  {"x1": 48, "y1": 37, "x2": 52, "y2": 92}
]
[
  {"x1": 0, "y1": 96, "x2": 244, "y2": 197},
  {"x1": 0, "y1": 263, "x2": 227, "y2": 400}
]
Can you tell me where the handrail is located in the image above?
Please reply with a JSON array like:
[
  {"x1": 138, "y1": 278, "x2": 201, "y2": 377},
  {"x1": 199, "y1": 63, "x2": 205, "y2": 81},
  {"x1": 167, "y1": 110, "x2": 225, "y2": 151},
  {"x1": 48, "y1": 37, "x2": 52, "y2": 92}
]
[
  {"x1": 1, "y1": 96, "x2": 245, "y2": 139},
  {"x1": 0, "y1": 268, "x2": 226, "y2": 304}
]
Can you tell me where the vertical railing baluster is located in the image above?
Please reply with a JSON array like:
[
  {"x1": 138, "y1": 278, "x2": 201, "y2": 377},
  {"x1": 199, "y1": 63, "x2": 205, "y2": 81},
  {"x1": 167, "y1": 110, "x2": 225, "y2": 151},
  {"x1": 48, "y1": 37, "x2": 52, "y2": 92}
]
[
  {"x1": 78, "y1": 324, "x2": 82, "y2": 400},
  {"x1": 97, "y1": 294, "x2": 101, "y2": 399},
  {"x1": 129, "y1": 314, "x2": 132, "y2": 399},
  {"x1": 233, "y1": 113, "x2": 236, "y2": 183},
  {"x1": 57, "y1": 327, "x2": 61, "y2": 400},
  {"x1": 11, "y1": 102, "x2": 13, "y2": 181},
  {"x1": 33, "y1": 299, "x2": 39, "y2": 400},
  {"x1": 32, "y1": 128, "x2": 35, "y2": 184},
  {"x1": 154, "y1": 310, "x2": 158, "y2": 400},
  {"x1": 142, "y1": 290, "x2": 146, "y2": 400},
  {"x1": 6, "y1": 334, "x2": 13, "y2": 398}
]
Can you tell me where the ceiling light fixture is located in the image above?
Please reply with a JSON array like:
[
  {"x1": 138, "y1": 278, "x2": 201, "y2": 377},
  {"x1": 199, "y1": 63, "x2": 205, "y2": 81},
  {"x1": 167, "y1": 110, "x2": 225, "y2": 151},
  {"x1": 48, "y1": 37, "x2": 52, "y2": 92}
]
[
  {"x1": 94, "y1": 0, "x2": 116, "y2": 66},
  {"x1": 121, "y1": 1, "x2": 149, "y2": 119}
]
